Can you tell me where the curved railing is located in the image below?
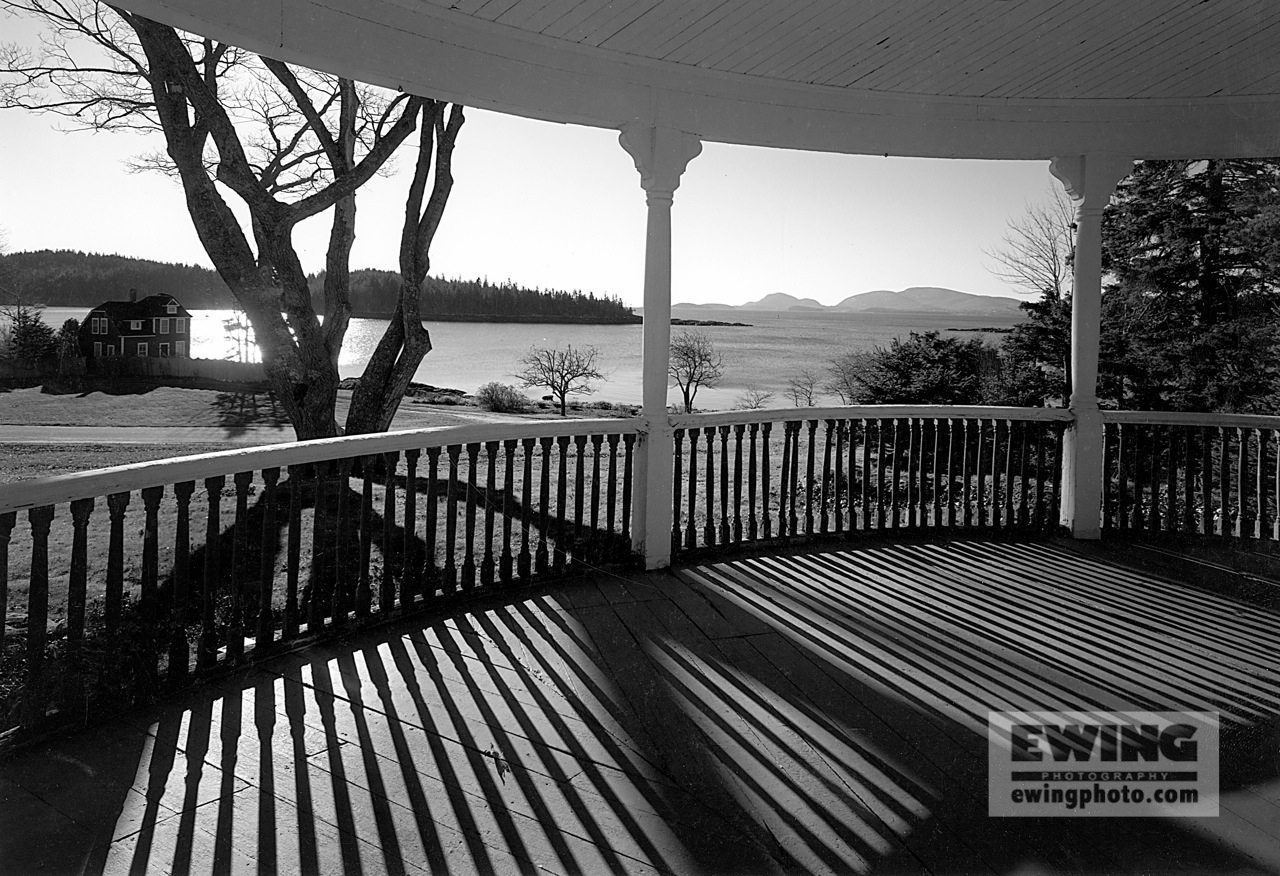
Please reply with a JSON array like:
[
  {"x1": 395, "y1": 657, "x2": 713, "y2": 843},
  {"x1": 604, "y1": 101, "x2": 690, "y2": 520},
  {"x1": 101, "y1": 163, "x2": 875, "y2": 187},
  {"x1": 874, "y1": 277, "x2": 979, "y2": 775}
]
[
  {"x1": 669, "y1": 406, "x2": 1073, "y2": 557},
  {"x1": 1101, "y1": 410, "x2": 1280, "y2": 544},
  {"x1": 0, "y1": 419, "x2": 639, "y2": 739}
]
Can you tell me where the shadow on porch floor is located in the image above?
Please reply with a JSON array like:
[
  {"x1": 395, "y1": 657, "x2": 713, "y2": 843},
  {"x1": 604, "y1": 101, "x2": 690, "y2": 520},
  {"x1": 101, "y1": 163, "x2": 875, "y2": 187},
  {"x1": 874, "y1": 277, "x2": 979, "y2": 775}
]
[{"x1": 2, "y1": 539, "x2": 1279, "y2": 874}]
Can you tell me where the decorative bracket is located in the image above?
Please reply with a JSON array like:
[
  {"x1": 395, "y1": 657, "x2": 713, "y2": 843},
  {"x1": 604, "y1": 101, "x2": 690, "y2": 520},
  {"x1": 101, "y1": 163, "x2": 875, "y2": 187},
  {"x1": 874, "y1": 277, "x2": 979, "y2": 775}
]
[
  {"x1": 1050, "y1": 154, "x2": 1133, "y2": 210},
  {"x1": 619, "y1": 124, "x2": 702, "y2": 198}
]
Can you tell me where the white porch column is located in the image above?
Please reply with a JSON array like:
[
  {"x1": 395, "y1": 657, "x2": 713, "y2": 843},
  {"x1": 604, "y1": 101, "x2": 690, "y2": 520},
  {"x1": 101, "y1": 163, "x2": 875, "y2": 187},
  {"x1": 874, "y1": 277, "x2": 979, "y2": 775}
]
[
  {"x1": 1050, "y1": 154, "x2": 1132, "y2": 538},
  {"x1": 619, "y1": 124, "x2": 702, "y2": 569}
]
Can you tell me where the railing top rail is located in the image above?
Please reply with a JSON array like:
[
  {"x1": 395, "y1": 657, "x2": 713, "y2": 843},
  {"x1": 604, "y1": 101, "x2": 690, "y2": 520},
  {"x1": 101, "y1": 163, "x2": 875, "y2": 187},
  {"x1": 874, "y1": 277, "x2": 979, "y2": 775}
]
[
  {"x1": 670, "y1": 405, "x2": 1074, "y2": 430},
  {"x1": 1101, "y1": 410, "x2": 1280, "y2": 430},
  {"x1": 0, "y1": 416, "x2": 643, "y2": 516}
]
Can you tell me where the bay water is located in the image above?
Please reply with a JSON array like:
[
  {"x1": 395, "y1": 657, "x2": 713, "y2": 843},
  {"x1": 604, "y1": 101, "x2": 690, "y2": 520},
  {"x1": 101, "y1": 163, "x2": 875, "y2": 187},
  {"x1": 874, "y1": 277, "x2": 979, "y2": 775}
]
[{"x1": 40, "y1": 306, "x2": 1021, "y2": 410}]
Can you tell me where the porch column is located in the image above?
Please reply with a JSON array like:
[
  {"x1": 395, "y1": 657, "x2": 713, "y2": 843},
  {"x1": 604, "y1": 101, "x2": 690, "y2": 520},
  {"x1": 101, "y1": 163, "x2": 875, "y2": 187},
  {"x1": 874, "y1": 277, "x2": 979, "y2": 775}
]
[
  {"x1": 619, "y1": 124, "x2": 702, "y2": 568},
  {"x1": 1050, "y1": 154, "x2": 1132, "y2": 538}
]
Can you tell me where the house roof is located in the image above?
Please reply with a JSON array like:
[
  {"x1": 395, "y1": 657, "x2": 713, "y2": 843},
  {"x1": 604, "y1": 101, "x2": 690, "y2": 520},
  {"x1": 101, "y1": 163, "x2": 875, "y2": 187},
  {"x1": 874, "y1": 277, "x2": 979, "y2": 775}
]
[
  {"x1": 113, "y1": 0, "x2": 1280, "y2": 160},
  {"x1": 91, "y1": 294, "x2": 191, "y2": 323}
]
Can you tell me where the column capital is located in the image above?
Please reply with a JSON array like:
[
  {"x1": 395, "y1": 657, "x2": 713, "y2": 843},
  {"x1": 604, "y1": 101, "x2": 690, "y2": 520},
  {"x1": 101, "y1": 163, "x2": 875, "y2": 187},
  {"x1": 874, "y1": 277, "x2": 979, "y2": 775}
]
[
  {"x1": 1049, "y1": 154, "x2": 1133, "y2": 209},
  {"x1": 619, "y1": 124, "x2": 702, "y2": 198}
]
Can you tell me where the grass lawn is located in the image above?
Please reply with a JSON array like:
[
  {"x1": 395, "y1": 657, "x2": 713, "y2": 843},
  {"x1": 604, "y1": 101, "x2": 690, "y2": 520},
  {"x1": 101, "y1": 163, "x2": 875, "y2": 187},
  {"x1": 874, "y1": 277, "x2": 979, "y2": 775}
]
[{"x1": 0, "y1": 385, "x2": 291, "y2": 428}]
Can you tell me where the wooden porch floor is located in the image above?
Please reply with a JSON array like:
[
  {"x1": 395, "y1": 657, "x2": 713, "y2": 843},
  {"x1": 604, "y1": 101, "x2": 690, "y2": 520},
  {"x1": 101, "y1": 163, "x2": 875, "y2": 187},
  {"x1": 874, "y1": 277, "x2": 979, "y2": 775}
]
[{"x1": 2, "y1": 539, "x2": 1279, "y2": 874}]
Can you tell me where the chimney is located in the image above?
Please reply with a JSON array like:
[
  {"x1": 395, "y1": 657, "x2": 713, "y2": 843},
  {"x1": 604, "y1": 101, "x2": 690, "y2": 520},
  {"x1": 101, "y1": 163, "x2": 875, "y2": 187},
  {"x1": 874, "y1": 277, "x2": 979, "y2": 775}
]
[{"x1": 129, "y1": 288, "x2": 137, "y2": 303}]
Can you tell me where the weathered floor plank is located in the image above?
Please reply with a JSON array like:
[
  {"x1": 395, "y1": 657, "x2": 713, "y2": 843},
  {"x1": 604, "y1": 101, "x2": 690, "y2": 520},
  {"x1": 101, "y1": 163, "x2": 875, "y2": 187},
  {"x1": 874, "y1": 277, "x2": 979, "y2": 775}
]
[{"x1": 2, "y1": 539, "x2": 1279, "y2": 874}]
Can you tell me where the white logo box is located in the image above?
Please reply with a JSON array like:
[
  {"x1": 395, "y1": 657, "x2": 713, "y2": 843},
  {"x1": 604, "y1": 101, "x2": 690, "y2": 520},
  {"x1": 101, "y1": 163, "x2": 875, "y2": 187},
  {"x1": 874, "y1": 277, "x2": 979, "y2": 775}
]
[{"x1": 988, "y1": 710, "x2": 1219, "y2": 817}]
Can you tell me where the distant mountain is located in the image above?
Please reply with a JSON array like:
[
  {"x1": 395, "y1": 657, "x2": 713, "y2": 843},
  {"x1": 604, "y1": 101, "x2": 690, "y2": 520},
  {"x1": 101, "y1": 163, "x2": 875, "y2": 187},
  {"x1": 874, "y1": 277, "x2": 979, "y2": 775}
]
[
  {"x1": 835, "y1": 286, "x2": 1024, "y2": 314},
  {"x1": 672, "y1": 286, "x2": 1024, "y2": 316}
]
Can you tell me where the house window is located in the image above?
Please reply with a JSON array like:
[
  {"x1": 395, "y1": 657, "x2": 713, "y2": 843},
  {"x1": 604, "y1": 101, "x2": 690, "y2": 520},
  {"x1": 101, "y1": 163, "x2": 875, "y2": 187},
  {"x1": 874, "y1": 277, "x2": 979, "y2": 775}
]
[
  {"x1": 137, "y1": 342, "x2": 148, "y2": 357},
  {"x1": 158, "y1": 342, "x2": 170, "y2": 357},
  {"x1": 130, "y1": 320, "x2": 143, "y2": 331},
  {"x1": 175, "y1": 340, "x2": 186, "y2": 356},
  {"x1": 93, "y1": 342, "x2": 102, "y2": 356},
  {"x1": 91, "y1": 316, "x2": 104, "y2": 334},
  {"x1": 167, "y1": 304, "x2": 178, "y2": 314},
  {"x1": 175, "y1": 317, "x2": 186, "y2": 334},
  {"x1": 107, "y1": 345, "x2": 115, "y2": 356},
  {"x1": 157, "y1": 317, "x2": 170, "y2": 333}
]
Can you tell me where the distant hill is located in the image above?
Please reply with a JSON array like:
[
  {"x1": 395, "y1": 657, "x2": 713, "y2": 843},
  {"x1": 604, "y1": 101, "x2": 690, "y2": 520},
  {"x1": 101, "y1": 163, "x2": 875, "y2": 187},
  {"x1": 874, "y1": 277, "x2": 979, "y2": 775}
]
[
  {"x1": 0, "y1": 250, "x2": 237, "y2": 308},
  {"x1": 672, "y1": 286, "x2": 1023, "y2": 316}
]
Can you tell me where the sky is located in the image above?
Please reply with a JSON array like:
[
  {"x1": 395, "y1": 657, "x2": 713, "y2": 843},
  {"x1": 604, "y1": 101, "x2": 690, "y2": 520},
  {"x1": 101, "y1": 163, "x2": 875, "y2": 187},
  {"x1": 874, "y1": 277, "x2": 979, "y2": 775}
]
[{"x1": 0, "y1": 13, "x2": 1063, "y2": 308}]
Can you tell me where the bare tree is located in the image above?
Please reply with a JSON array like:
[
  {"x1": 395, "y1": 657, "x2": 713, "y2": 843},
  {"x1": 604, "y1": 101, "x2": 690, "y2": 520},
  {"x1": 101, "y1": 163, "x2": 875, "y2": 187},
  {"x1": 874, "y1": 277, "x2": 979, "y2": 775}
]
[
  {"x1": 787, "y1": 368, "x2": 820, "y2": 407},
  {"x1": 668, "y1": 329, "x2": 724, "y2": 413},
  {"x1": 0, "y1": 1, "x2": 463, "y2": 438},
  {"x1": 983, "y1": 188, "x2": 1076, "y2": 301},
  {"x1": 734, "y1": 385, "x2": 774, "y2": 410},
  {"x1": 515, "y1": 344, "x2": 604, "y2": 416},
  {"x1": 825, "y1": 352, "x2": 875, "y2": 403}
]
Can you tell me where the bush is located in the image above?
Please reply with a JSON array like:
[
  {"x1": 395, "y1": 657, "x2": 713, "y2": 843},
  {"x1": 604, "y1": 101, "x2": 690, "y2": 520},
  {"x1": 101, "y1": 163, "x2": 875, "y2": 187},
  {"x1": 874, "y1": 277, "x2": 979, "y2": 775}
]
[{"x1": 476, "y1": 382, "x2": 530, "y2": 413}]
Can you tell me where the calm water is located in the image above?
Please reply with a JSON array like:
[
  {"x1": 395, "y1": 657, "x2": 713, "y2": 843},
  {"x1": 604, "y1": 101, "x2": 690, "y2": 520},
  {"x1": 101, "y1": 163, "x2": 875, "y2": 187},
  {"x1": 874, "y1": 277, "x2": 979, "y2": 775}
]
[{"x1": 41, "y1": 306, "x2": 1021, "y2": 409}]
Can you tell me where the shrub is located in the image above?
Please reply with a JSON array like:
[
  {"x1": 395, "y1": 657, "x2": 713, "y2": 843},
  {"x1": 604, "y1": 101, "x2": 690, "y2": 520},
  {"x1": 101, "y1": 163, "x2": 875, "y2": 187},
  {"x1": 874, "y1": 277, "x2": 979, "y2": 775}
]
[{"x1": 476, "y1": 382, "x2": 530, "y2": 413}]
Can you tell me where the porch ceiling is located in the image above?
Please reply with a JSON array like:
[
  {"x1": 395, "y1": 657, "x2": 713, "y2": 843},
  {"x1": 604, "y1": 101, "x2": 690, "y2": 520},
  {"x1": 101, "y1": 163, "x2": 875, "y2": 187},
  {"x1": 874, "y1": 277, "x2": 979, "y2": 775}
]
[{"x1": 117, "y1": 0, "x2": 1280, "y2": 158}]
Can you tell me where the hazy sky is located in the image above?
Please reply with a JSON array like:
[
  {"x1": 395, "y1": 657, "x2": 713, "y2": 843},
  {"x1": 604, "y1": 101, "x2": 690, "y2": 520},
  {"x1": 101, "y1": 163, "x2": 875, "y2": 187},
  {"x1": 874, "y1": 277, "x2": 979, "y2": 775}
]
[{"x1": 0, "y1": 14, "x2": 1063, "y2": 308}]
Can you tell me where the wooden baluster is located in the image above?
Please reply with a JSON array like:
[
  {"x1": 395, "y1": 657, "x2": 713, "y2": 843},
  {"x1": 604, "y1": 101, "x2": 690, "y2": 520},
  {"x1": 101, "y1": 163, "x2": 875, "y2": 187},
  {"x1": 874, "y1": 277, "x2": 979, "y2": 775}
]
[
  {"x1": 605, "y1": 434, "x2": 619, "y2": 554},
  {"x1": 105, "y1": 491, "x2": 129, "y2": 640},
  {"x1": 501, "y1": 440, "x2": 517, "y2": 584},
  {"x1": 282, "y1": 469, "x2": 301, "y2": 639},
  {"x1": 871, "y1": 419, "x2": 885, "y2": 529},
  {"x1": 1164, "y1": 427, "x2": 1178, "y2": 532},
  {"x1": 444, "y1": 445, "x2": 461, "y2": 592},
  {"x1": 944, "y1": 419, "x2": 957, "y2": 528},
  {"x1": 198, "y1": 476, "x2": 221, "y2": 668},
  {"x1": 483, "y1": 441, "x2": 499, "y2": 586},
  {"x1": 1003, "y1": 420, "x2": 1015, "y2": 528},
  {"x1": 1256, "y1": 429, "x2": 1268, "y2": 540},
  {"x1": 719, "y1": 426, "x2": 732, "y2": 545},
  {"x1": 848, "y1": 420, "x2": 860, "y2": 531},
  {"x1": 257, "y1": 468, "x2": 279, "y2": 648},
  {"x1": 761, "y1": 422, "x2": 773, "y2": 539},
  {"x1": 703, "y1": 427, "x2": 717, "y2": 547},
  {"x1": 24, "y1": 505, "x2": 54, "y2": 730},
  {"x1": 747, "y1": 423, "x2": 759, "y2": 541},
  {"x1": 1236, "y1": 427, "x2": 1249, "y2": 538},
  {"x1": 1182, "y1": 430, "x2": 1196, "y2": 533},
  {"x1": 672, "y1": 429, "x2": 685, "y2": 553},
  {"x1": 820, "y1": 420, "x2": 834, "y2": 534},
  {"x1": 976, "y1": 420, "x2": 989, "y2": 528},
  {"x1": 789, "y1": 421, "x2": 802, "y2": 537},
  {"x1": 1115, "y1": 425, "x2": 1129, "y2": 532},
  {"x1": 140, "y1": 485, "x2": 163, "y2": 686},
  {"x1": 1219, "y1": 427, "x2": 1231, "y2": 536},
  {"x1": 733, "y1": 424, "x2": 745, "y2": 542},
  {"x1": 833, "y1": 420, "x2": 844, "y2": 534},
  {"x1": 687, "y1": 427, "x2": 702, "y2": 546},
  {"x1": 773, "y1": 420, "x2": 783, "y2": 537},
  {"x1": 1132, "y1": 426, "x2": 1147, "y2": 530},
  {"x1": 960, "y1": 420, "x2": 973, "y2": 527},
  {"x1": 381, "y1": 452, "x2": 399, "y2": 609},
  {"x1": 536, "y1": 437, "x2": 552, "y2": 575},
  {"x1": 403, "y1": 450, "x2": 420, "y2": 604},
  {"x1": 520, "y1": 438, "x2": 535, "y2": 579},
  {"x1": 1273, "y1": 428, "x2": 1280, "y2": 542},
  {"x1": 804, "y1": 419, "x2": 817, "y2": 536},
  {"x1": 621, "y1": 433, "x2": 635, "y2": 545},
  {"x1": 1102, "y1": 424, "x2": 1116, "y2": 531},
  {"x1": 905, "y1": 417, "x2": 917, "y2": 529},
  {"x1": 0, "y1": 511, "x2": 13, "y2": 655},
  {"x1": 1016, "y1": 421, "x2": 1029, "y2": 527},
  {"x1": 228, "y1": 471, "x2": 252, "y2": 660},
  {"x1": 423, "y1": 448, "x2": 441, "y2": 598},
  {"x1": 590, "y1": 434, "x2": 603, "y2": 558},
  {"x1": 357, "y1": 458, "x2": 375, "y2": 615},
  {"x1": 573, "y1": 434, "x2": 588, "y2": 562},
  {"x1": 308, "y1": 465, "x2": 327, "y2": 630},
  {"x1": 1033, "y1": 423, "x2": 1047, "y2": 528},
  {"x1": 929, "y1": 419, "x2": 940, "y2": 528},
  {"x1": 1149, "y1": 426, "x2": 1163, "y2": 534},
  {"x1": 1052, "y1": 423, "x2": 1067, "y2": 524},
  {"x1": 555, "y1": 435, "x2": 570, "y2": 573},
  {"x1": 333, "y1": 458, "x2": 354, "y2": 624},
  {"x1": 67, "y1": 499, "x2": 92, "y2": 713},
  {"x1": 990, "y1": 420, "x2": 1003, "y2": 529},
  {"x1": 860, "y1": 419, "x2": 872, "y2": 531},
  {"x1": 1200, "y1": 427, "x2": 1213, "y2": 536}
]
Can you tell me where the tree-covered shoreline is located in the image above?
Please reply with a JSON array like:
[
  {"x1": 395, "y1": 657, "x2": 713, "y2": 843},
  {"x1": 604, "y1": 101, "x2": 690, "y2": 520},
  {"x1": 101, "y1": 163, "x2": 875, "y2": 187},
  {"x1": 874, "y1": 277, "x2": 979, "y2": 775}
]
[{"x1": 0, "y1": 250, "x2": 638, "y2": 322}]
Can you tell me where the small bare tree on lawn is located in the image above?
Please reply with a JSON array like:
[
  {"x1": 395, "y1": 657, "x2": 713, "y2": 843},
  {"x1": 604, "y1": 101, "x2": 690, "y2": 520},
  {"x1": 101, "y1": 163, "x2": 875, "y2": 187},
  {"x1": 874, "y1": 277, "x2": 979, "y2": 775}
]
[
  {"x1": 669, "y1": 329, "x2": 724, "y2": 413},
  {"x1": 735, "y1": 385, "x2": 774, "y2": 410},
  {"x1": 515, "y1": 344, "x2": 604, "y2": 416},
  {"x1": 788, "y1": 368, "x2": 820, "y2": 406}
]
